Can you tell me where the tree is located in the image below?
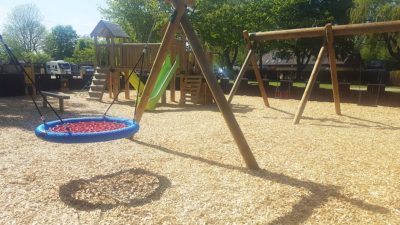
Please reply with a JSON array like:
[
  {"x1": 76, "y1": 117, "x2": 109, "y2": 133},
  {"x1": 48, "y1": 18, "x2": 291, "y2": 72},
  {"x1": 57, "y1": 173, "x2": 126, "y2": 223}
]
[
  {"x1": 44, "y1": 25, "x2": 78, "y2": 60},
  {"x1": 351, "y1": 0, "x2": 400, "y2": 63},
  {"x1": 269, "y1": 0, "x2": 354, "y2": 80},
  {"x1": 99, "y1": 0, "x2": 273, "y2": 77},
  {"x1": 100, "y1": 0, "x2": 170, "y2": 42},
  {"x1": 2, "y1": 3, "x2": 46, "y2": 60},
  {"x1": 190, "y1": 0, "x2": 273, "y2": 77},
  {"x1": 64, "y1": 37, "x2": 95, "y2": 65}
]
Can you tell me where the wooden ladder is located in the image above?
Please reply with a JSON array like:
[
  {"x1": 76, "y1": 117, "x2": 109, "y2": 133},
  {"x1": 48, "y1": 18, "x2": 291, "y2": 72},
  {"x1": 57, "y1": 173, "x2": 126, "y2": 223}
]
[
  {"x1": 87, "y1": 70, "x2": 107, "y2": 101},
  {"x1": 181, "y1": 75, "x2": 202, "y2": 104}
]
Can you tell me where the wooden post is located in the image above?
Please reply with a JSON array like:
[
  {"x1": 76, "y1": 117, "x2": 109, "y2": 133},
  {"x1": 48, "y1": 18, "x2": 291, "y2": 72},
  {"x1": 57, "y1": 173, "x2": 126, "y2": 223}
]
[
  {"x1": 125, "y1": 69, "x2": 130, "y2": 99},
  {"x1": 42, "y1": 96, "x2": 47, "y2": 108},
  {"x1": 107, "y1": 72, "x2": 113, "y2": 98},
  {"x1": 178, "y1": 11, "x2": 259, "y2": 170},
  {"x1": 293, "y1": 45, "x2": 326, "y2": 124},
  {"x1": 112, "y1": 71, "x2": 119, "y2": 100},
  {"x1": 134, "y1": 0, "x2": 186, "y2": 122},
  {"x1": 169, "y1": 38, "x2": 176, "y2": 103},
  {"x1": 228, "y1": 49, "x2": 253, "y2": 103},
  {"x1": 106, "y1": 37, "x2": 113, "y2": 98},
  {"x1": 180, "y1": 74, "x2": 185, "y2": 104},
  {"x1": 325, "y1": 24, "x2": 341, "y2": 115},
  {"x1": 161, "y1": 92, "x2": 167, "y2": 104},
  {"x1": 94, "y1": 36, "x2": 99, "y2": 68},
  {"x1": 170, "y1": 74, "x2": 176, "y2": 102},
  {"x1": 59, "y1": 99, "x2": 64, "y2": 112},
  {"x1": 243, "y1": 31, "x2": 269, "y2": 107},
  {"x1": 110, "y1": 38, "x2": 120, "y2": 100}
]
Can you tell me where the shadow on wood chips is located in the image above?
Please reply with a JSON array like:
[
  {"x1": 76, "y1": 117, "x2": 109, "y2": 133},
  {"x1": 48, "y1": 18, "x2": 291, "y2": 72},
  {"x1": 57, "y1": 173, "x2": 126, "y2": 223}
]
[
  {"x1": 133, "y1": 139, "x2": 390, "y2": 225},
  {"x1": 59, "y1": 168, "x2": 170, "y2": 211}
]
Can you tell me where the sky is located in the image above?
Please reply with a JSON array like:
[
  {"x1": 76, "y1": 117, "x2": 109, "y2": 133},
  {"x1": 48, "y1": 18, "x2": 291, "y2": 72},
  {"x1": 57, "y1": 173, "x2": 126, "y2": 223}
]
[{"x1": 0, "y1": 0, "x2": 107, "y2": 36}]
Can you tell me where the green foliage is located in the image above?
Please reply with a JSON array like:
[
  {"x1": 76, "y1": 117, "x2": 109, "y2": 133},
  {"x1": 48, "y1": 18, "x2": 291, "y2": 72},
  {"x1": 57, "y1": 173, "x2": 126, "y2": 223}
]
[
  {"x1": 190, "y1": 0, "x2": 273, "y2": 75},
  {"x1": 64, "y1": 38, "x2": 95, "y2": 65},
  {"x1": 43, "y1": 25, "x2": 78, "y2": 60},
  {"x1": 0, "y1": 42, "x2": 50, "y2": 64},
  {"x1": 0, "y1": 43, "x2": 10, "y2": 63},
  {"x1": 2, "y1": 3, "x2": 46, "y2": 61},
  {"x1": 22, "y1": 52, "x2": 52, "y2": 63},
  {"x1": 351, "y1": 0, "x2": 400, "y2": 62},
  {"x1": 100, "y1": 0, "x2": 170, "y2": 42},
  {"x1": 269, "y1": 0, "x2": 353, "y2": 80},
  {"x1": 99, "y1": 0, "x2": 354, "y2": 79}
]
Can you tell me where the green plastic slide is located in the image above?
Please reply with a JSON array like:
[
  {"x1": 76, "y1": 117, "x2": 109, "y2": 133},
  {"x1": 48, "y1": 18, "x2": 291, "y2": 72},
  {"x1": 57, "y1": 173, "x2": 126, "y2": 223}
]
[
  {"x1": 128, "y1": 70, "x2": 145, "y2": 94},
  {"x1": 145, "y1": 54, "x2": 180, "y2": 110}
]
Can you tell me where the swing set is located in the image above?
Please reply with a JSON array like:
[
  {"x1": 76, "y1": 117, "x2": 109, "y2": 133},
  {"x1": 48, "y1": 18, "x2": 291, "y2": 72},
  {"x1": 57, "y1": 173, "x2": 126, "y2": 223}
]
[
  {"x1": 1, "y1": 0, "x2": 260, "y2": 170},
  {"x1": 229, "y1": 20, "x2": 400, "y2": 124}
]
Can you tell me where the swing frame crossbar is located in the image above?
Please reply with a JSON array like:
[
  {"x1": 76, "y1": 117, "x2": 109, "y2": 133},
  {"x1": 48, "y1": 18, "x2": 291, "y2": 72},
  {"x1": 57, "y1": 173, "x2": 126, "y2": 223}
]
[{"x1": 230, "y1": 20, "x2": 400, "y2": 124}]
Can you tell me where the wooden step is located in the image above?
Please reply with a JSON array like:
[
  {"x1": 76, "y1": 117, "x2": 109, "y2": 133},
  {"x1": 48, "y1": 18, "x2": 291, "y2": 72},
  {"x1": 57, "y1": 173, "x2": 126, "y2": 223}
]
[
  {"x1": 92, "y1": 79, "x2": 106, "y2": 85},
  {"x1": 94, "y1": 73, "x2": 107, "y2": 79},
  {"x1": 88, "y1": 91, "x2": 103, "y2": 99},
  {"x1": 90, "y1": 85, "x2": 105, "y2": 92},
  {"x1": 181, "y1": 76, "x2": 203, "y2": 105},
  {"x1": 86, "y1": 69, "x2": 107, "y2": 102},
  {"x1": 87, "y1": 96, "x2": 102, "y2": 101}
]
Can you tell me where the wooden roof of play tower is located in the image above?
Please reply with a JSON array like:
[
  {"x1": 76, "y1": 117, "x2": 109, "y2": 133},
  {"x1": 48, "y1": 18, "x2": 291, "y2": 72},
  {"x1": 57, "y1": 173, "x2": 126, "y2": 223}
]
[{"x1": 90, "y1": 20, "x2": 129, "y2": 38}]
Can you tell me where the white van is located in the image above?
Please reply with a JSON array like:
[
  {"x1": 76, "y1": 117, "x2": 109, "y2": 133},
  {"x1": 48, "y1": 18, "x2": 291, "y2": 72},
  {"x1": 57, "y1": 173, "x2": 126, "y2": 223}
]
[{"x1": 46, "y1": 60, "x2": 72, "y2": 75}]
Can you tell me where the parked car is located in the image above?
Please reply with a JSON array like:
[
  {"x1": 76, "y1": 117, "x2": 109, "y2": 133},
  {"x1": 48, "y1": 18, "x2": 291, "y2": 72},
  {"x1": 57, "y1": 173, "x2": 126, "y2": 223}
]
[
  {"x1": 80, "y1": 66, "x2": 95, "y2": 76},
  {"x1": 70, "y1": 63, "x2": 80, "y2": 75},
  {"x1": 46, "y1": 60, "x2": 72, "y2": 75}
]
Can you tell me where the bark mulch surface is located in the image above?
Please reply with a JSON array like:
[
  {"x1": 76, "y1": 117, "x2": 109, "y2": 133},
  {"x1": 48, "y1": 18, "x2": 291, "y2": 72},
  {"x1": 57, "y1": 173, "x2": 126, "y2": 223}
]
[{"x1": 1, "y1": 91, "x2": 399, "y2": 224}]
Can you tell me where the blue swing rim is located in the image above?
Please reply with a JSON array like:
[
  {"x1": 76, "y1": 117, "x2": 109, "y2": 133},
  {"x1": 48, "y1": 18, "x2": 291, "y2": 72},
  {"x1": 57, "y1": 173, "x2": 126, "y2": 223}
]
[{"x1": 35, "y1": 117, "x2": 140, "y2": 143}]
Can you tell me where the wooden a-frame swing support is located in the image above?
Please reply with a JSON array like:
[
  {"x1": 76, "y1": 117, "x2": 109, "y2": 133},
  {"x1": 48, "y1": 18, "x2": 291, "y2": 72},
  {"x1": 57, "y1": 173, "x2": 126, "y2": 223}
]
[
  {"x1": 229, "y1": 20, "x2": 400, "y2": 124},
  {"x1": 134, "y1": 0, "x2": 260, "y2": 170}
]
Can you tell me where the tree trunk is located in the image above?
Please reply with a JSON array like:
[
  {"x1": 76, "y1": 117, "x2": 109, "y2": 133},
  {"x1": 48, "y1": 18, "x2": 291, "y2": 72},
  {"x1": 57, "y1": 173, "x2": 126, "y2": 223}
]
[
  {"x1": 223, "y1": 46, "x2": 239, "y2": 79},
  {"x1": 295, "y1": 49, "x2": 312, "y2": 81},
  {"x1": 384, "y1": 33, "x2": 400, "y2": 62}
]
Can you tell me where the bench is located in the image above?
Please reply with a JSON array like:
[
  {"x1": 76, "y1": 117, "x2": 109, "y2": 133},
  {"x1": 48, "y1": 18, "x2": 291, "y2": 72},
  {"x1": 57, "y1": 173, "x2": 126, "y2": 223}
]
[{"x1": 41, "y1": 91, "x2": 70, "y2": 112}]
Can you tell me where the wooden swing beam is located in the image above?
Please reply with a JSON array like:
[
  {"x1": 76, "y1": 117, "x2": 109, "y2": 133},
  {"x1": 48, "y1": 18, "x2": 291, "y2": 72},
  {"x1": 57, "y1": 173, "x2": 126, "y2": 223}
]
[
  {"x1": 135, "y1": 0, "x2": 259, "y2": 170},
  {"x1": 250, "y1": 20, "x2": 400, "y2": 41},
  {"x1": 234, "y1": 20, "x2": 400, "y2": 124}
]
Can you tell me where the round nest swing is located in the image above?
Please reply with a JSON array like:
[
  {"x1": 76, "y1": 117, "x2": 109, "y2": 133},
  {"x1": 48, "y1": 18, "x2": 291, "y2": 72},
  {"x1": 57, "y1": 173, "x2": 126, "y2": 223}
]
[{"x1": 35, "y1": 117, "x2": 140, "y2": 143}]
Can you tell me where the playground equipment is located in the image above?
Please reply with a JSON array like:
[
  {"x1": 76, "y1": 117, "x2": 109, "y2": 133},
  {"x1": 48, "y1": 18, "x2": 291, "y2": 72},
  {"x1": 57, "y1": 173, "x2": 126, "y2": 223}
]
[
  {"x1": 0, "y1": 34, "x2": 141, "y2": 143},
  {"x1": 35, "y1": 117, "x2": 139, "y2": 143},
  {"x1": 144, "y1": 55, "x2": 180, "y2": 110},
  {"x1": 230, "y1": 20, "x2": 400, "y2": 124},
  {"x1": 128, "y1": 71, "x2": 145, "y2": 95},
  {"x1": 89, "y1": 20, "x2": 213, "y2": 107},
  {"x1": 134, "y1": 0, "x2": 259, "y2": 169}
]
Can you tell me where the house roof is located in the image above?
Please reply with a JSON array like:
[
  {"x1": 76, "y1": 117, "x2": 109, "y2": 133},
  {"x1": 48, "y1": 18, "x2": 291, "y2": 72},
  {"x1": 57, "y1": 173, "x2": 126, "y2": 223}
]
[{"x1": 90, "y1": 20, "x2": 129, "y2": 38}]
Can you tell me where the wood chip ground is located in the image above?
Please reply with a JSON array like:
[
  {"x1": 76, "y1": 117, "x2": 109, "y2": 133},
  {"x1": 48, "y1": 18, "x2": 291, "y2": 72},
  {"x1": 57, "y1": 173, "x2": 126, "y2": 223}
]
[{"x1": 0, "y1": 91, "x2": 399, "y2": 224}]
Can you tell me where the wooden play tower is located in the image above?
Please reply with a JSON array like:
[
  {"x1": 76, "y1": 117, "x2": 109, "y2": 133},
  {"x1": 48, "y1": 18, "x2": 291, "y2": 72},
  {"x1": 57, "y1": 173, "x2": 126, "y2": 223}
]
[{"x1": 89, "y1": 20, "x2": 213, "y2": 105}]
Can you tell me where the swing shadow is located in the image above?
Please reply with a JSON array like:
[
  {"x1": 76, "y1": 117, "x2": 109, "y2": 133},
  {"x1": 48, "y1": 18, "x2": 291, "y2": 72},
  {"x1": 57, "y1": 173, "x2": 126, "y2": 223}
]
[
  {"x1": 146, "y1": 103, "x2": 255, "y2": 114},
  {"x1": 304, "y1": 114, "x2": 400, "y2": 130},
  {"x1": 59, "y1": 168, "x2": 171, "y2": 211},
  {"x1": 265, "y1": 106, "x2": 399, "y2": 130},
  {"x1": 132, "y1": 139, "x2": 389, "y2": 224}
]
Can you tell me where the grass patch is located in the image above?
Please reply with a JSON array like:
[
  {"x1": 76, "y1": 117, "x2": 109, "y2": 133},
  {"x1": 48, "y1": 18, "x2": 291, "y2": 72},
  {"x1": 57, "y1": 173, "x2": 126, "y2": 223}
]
[
  {"x1": 385, "y1": 86, "x2": 400, "y2": 93},
  {"x1": 293, "y1": 82, "x2": 306, "y2": 88},
  {"x1": 350, "y1": 85, "x2": 367, "y2": 91},
  {"x1": 235, "y1": 80, "x2": 400, "y2": 94}
]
